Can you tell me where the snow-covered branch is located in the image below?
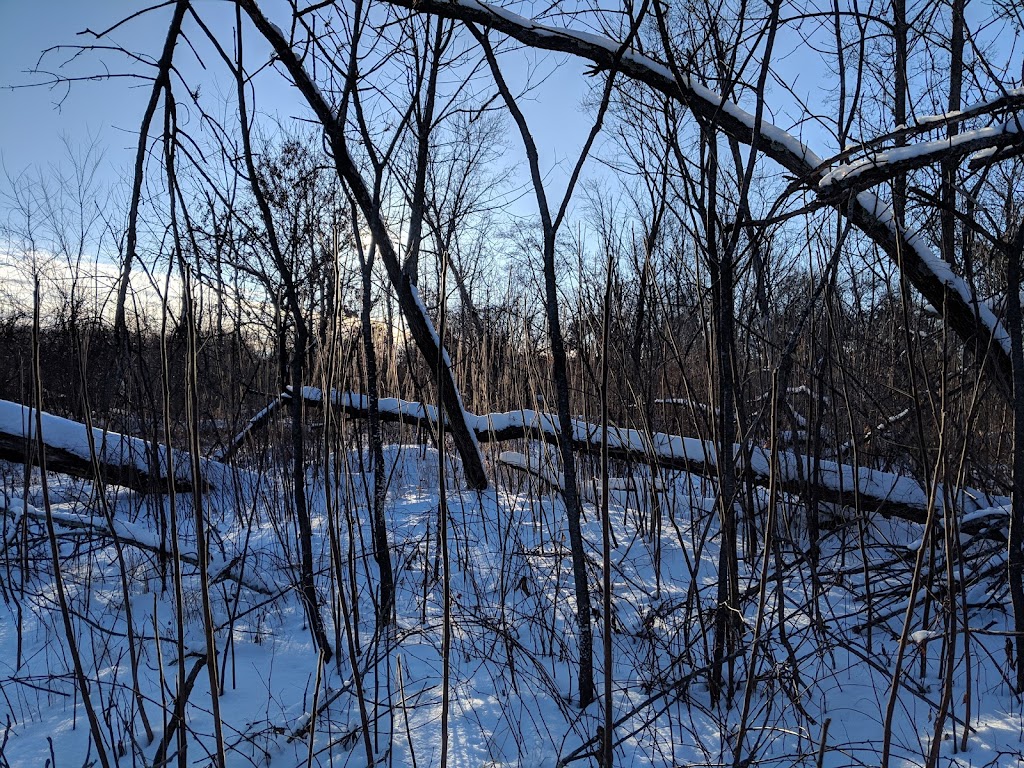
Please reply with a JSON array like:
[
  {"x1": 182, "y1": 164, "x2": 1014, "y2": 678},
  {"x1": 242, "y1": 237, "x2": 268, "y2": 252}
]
[
  {"x1": 818, "y1": 87, "x2": 1024, "y2": 173},
  {"x1": 373, "y1": 0, "x2": 1017, "y2": 395},
  {"x1": 819, "y1": 119, "x2": 1023, "y2": 192}
]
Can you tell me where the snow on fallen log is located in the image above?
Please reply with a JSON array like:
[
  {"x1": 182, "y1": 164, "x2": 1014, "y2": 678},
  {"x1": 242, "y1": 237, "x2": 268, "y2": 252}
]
[
  {"x1": 0, "y1": 399, "x2": 234, "y2": 493},
  {"x1": 295, "y1": 385, "x2": 719, "y2": 476},
  {"x1": 296, "y1": 387, "x2": 1006, "y2": 525}
]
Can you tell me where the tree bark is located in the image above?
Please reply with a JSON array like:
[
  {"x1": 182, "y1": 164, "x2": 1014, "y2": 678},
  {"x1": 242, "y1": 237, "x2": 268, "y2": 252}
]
[{"x1": 1004, "y1": 226, "x2": 1024, "y2": 694}]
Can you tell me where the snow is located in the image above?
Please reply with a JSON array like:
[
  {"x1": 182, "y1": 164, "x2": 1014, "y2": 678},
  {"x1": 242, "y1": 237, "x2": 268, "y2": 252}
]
[
  {"x1": 913, "y1": 86, "x2": 1024, "y2": 127},
  {"x1": 838, "y1": 408, "x2": 910, "y2": 454},
  {"x1": 2, "y1": 442, "x2": 1022, "y2": 767},
  {"x1": 820, "y1": 120, "x2": 1022, "y2": 187},
  {"x1": 654, "y1": 397, "x2": 719, "y2": 414},
  {"x1": 961, "y1": 505, "x2": 1011, "y2": 526},
  {"x1": 970, "y1": 144, "x2": 1000, "y2": 163}
]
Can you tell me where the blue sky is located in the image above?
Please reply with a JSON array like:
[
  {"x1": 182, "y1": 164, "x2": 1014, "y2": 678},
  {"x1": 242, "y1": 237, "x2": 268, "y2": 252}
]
[
  {"x1": 0, "y1": 1, "x2": 593, "y2": 215},
  {"x1": 3, "y1": 1, "x2": 1019, "y2": 195},
  {"x1": 1, "y1": 1, "x2": 161, "y2": 184}
]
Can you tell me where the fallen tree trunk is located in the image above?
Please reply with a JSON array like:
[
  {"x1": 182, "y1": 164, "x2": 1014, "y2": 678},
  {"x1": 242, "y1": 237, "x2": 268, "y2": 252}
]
[
  {"x1": 3, "y1": 391, "x2": 1005, "y2": 529},
  {"x1": 0, "y1": 399, "x2": 230, "y2": 493},
  {"x1": 289, "y1": 387, "x2": 1006, "y2": 526}
]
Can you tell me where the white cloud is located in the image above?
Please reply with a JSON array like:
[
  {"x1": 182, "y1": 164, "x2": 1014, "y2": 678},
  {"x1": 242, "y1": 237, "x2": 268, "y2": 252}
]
[{"x1": 0, "y1": 250, "x2": 183, "y2": 326}]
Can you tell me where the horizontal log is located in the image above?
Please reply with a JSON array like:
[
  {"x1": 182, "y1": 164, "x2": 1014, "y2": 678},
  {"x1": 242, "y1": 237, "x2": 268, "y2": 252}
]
[
  {"x1": 0, "y1": 399, "x2": 230, "y2": 493},
  {"x1": 294, "y1": 387, "x2": 1007, "y2": 526}
]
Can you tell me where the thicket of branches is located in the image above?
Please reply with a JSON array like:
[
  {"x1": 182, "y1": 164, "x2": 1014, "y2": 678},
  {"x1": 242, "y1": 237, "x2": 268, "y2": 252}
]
[{"x1": 3, "y1": 1, "x2": 1024, "y2": 766}]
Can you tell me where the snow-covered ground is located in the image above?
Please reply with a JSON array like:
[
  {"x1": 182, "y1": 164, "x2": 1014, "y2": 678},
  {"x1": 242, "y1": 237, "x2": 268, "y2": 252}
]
[{"x1": 1, "y1": 444, "x2": 1023, "y2": 767}]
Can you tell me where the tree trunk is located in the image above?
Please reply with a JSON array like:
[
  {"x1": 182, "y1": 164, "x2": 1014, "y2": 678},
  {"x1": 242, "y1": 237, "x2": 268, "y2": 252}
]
[
  {"x1": 1005, "y1": 228, "x2": 1024, "y2": 694},
  {"x1": 291, "y1": 324, "x2": 333, "y2": 662}
]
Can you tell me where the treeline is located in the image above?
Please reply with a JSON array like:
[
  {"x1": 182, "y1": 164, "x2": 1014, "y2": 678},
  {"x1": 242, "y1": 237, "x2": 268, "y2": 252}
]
[{"x1": 0, "y1": 218, "x2": 1010, "y2": 500}]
